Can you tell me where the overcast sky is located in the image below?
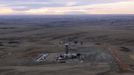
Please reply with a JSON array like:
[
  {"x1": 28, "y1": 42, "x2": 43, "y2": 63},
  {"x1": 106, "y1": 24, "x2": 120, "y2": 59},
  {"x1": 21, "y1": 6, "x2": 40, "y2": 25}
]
[{"x1": 0, "y1": 0, "x2": 134, "y2": 15}]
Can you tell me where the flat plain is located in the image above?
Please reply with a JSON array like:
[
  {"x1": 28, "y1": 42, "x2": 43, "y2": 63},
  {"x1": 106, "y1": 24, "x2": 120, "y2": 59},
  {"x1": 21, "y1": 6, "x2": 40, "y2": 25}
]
[{"x1": 0, "y1": 15, "x2": 134, "y2": 75}]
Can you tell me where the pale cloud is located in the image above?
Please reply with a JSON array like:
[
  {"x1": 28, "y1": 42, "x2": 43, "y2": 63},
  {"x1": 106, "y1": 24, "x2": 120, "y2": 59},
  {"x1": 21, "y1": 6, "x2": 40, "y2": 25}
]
[
  {"x1": 0, "y1": 7, "x2": 14, "y2": 14},
  {"x1": 0, "y1": 0, "x2": 129, "y2": 9},
  {"x1": 24, "y1": 1, "x2": 134, "y2": 15},
  {"x1": 0, "y1": 0, "x2": 134, "y2": 15},
  {"x1": 87, "y1": 1, "x2": 134, "y2": 14}
]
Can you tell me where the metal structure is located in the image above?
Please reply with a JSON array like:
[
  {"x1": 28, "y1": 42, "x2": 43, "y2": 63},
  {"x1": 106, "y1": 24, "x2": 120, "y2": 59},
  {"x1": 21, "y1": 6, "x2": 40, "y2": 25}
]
[
  {"x1": 35, "y1": 54, "x2": 49, "y2": 63},
  {"x1": 56, "y1": 53, "x2": 83, "y2": 63},
  {"x1": 64, "y1": 43, "x2": 69, "y2": 54}
]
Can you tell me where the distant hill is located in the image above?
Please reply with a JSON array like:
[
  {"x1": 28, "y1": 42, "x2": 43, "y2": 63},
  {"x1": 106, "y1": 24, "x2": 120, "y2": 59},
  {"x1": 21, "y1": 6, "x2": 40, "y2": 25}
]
[{"x1": 0, "y1": 15, "x2": 134, "y2": 28}]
